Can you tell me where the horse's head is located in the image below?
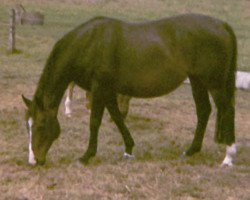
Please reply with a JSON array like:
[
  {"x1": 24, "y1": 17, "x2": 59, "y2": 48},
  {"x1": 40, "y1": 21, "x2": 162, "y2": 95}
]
[{"x1": 22, "y1": 95, "x2": 60, "y2": 166}]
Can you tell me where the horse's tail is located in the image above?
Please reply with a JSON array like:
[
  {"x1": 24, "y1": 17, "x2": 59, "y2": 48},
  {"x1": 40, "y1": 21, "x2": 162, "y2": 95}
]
[
  {"x1": 214, "y1": 23, "x2": 237, "y2": 144},
  {"x1": 225, "y1": 23, "x2": 237, "y2": 101}
]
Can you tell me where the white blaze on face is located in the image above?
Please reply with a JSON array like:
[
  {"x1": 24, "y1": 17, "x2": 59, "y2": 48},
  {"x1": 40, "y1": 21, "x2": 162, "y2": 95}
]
[
  {"x1": 28, "y1": 118, "x2": 36, "y2": 165},
  {"x1": 221, "y1": 143, "x2": 237, "y2": 167}
]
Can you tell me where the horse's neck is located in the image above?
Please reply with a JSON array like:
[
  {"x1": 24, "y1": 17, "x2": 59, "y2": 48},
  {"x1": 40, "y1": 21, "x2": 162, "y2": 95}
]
[{"x1": 34, "y1": 63, "x2": 70, "y2": 112}]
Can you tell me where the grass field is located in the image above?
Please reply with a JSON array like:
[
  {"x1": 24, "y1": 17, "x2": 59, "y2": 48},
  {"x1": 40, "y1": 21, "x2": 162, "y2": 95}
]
[{"x1": 0, "y1": 0, "x2": 250, "y2": 199}]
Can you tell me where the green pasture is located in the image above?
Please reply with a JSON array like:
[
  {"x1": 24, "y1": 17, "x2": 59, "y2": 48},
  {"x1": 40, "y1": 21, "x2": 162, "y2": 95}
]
[{"x1": 0, "y1": 0, "x2": 249, "y2": 72}]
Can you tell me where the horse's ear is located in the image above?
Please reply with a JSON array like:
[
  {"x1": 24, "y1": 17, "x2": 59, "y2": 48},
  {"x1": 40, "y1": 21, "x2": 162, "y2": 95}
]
[{"x1": 22, "y1": 95, "x2": 32, "y2": 108}]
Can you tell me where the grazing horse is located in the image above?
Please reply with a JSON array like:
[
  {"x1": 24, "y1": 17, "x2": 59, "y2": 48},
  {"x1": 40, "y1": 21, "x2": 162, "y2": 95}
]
[
  {"x1": 22, "y1": 14, "x2": 237, "y2": 166},
  {"x1": 64, "y1": 82, "x2": 131, "y2": 118}
]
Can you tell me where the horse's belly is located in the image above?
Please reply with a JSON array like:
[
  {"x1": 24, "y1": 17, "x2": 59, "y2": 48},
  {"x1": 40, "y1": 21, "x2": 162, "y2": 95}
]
[{"x1": 117, "y1": 70, "x2": 187, "y2": 98}]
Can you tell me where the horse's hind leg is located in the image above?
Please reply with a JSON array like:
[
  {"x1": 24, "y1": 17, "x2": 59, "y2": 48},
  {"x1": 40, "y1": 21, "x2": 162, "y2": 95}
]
[
  {"x1": 210, "y1": 89, "x2": 236, "y2": 166},
  {"x1": 184, "y1": 76, "x2": 211, "y2": 156},
  {"x1": 105, "y1": 92, "x2": 135, "y2": 157},
  {"x1": 117, "y1": 95, "x2": 131, "y2": 119}
]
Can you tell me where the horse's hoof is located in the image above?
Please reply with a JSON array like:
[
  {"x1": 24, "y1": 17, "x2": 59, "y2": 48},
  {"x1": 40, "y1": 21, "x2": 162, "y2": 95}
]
[
  {"x1": 221, "y1": 163, "x2": 233, "y2": 167},
  {"x1": 221, "y1": 160, "x2": 234, "y2": 167},
  {"x1": 123, "y1": 152, "x2": 135, "y2": 160},
  {"x1": 180, "y1": 151, "x2": 187, "y2": 159},
  {"x1": 78, "y1": 157, "x2": 90, "y2": 165},
  {"x1": 184, "y1": 146, "x2": 201, "y2": 157},
  {"x1": 78, "y1": 158, "x2": 89, "y2": 165}
]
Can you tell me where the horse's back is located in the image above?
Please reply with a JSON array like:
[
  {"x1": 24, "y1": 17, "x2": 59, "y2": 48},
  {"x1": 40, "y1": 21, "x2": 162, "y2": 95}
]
[
  {"x1": 50, "y1": 14, "x2": 236, "y2": 96},
  {"x1": 114, "y1": 14, "x2": 235, "y2": 95}
]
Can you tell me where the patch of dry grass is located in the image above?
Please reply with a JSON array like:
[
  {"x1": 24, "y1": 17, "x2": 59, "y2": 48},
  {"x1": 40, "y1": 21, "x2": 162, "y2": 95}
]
[
  {"x1": 1, "y1": 84, "x2": 250, "y2": 199},
  {"x1": 0, "y1": 0, "x2": 250, "y2": 199}
]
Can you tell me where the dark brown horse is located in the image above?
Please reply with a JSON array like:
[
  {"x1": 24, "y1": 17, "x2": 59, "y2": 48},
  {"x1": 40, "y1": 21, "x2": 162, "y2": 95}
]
[{"x1": 22, "y1": 14, "x2": 237, "y2": 166}]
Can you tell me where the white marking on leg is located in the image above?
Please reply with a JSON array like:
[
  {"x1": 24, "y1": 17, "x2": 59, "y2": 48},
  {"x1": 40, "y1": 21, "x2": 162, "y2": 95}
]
[
  {"x1": 221, "y1": 143, "x2": 237, "y2": 167},
  {"x1": 65, "y1": 96, "x2": 72, "y2": 117},
  {"x1": 123, "y1": 152, "x2": 135, "y2": 159},
  {"x1": 28, "y1": 118, "x2": 36, "y2": 165},
  {"x1": 65, "y1": 83, "x2": 74, "y2": 117}
]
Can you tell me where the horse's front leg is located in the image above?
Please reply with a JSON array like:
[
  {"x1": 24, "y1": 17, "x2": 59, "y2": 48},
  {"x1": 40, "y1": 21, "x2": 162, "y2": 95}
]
[{"x1": 79, "y1": 81, "x2": 105, "y2": 164}]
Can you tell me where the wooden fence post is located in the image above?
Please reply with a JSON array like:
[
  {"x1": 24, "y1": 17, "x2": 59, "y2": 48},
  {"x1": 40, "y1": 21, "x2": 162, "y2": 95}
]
[{"x1": 7, "y1": 9, "x2": 16, "y2": 54}]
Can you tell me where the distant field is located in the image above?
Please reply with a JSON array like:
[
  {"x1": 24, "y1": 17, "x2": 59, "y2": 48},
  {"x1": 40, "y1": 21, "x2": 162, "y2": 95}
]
[
  {"x1": 0, "y1": 0, "x2": 250, "y2": 71},
  {"x1": 0, "y1": 0, "x2": 250, "y2": 199}
]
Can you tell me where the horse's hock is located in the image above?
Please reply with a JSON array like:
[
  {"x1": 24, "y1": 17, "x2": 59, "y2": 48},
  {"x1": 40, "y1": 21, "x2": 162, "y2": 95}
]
[{"x1": 14, "y1": 4, "x2": 44, "y2": 25}]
